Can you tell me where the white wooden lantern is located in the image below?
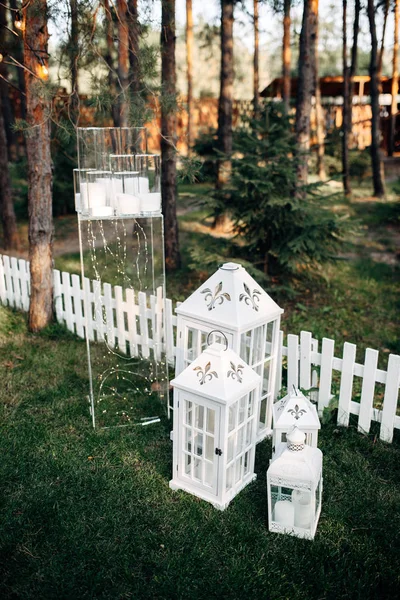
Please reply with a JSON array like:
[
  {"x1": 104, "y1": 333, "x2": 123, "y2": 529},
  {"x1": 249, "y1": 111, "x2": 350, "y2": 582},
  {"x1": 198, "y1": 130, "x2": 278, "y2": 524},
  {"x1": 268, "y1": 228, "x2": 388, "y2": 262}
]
[
  {"x1": 175, "y1": 262, "x2": 283, "y2": 441},
  {"x1": 272, "y1": 387, "x2": 320, "y2": 453},
  {"x1": 267, "y1": 426, "x2": 323, "y2": 540},
  {"x1": 170, "y1": 341, "x2": 261, "y2": 510}
]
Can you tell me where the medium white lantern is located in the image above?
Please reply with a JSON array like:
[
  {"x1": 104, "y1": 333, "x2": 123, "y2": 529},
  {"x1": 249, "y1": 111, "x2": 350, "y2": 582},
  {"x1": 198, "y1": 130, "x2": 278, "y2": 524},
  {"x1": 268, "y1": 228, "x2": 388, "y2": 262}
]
[
  {"x1": 267, "y1": 426, "x2": 323, "y2": 540},
  {"x1": 175, "y1": 262, "x2": 283, "y2": 441},
  {"x1": 169, "y1": 341, "x2": 261, "y2": 510},
  {"x1": 272, "y1": 387, "x2": 320, "y2": 454}
]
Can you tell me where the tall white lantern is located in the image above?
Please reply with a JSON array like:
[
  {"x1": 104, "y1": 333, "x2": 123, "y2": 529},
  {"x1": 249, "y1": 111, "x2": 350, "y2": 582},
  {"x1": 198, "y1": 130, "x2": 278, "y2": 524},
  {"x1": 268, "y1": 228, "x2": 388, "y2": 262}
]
[
  {"x1": 170, "y1": 341, "x2": 261, "y2": 510},
  {"x1": 267, "y1": 426, "x2": 323, "y2": 540},
  {"x1": 272, "y1": 387, "x2": 320, "y2": 454},
  {"x1": 175, "y1": 262, "x2": 283, "y2": 441}
]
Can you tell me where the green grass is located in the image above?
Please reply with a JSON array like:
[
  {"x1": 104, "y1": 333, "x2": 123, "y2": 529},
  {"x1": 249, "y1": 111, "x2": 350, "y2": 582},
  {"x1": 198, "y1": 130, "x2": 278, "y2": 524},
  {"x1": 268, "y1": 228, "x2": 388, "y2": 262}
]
[{"x1": 0, "y1": 307, "x2": 400, "y2": 599}]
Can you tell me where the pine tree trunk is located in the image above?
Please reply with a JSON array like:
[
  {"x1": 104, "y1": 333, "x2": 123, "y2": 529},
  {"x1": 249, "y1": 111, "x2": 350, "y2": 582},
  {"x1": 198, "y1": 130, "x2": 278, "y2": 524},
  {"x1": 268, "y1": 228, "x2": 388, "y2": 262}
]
[
  {"x1": 377, "y1": 0, "x2": 390, "y2": 83},
  {"x1": 282, "y1": 0, "x2": 291, "y2": 113},
  {"x1": 314, "y1": 0, "x2": 325, "y2": 180},
  {"x1": 23, "y1": 0, "x2": 53, "y2": 332},
  {"x1": 116, "y1": 0, "x2": 129, "y2": 126},
  {"x1": 216, "y1": 0, "x2": 234, "y2": 190},
  {"x1": 0, "y1": 2, "x2": 17, "y2": 161},
  {"x1": 349, "y1": 0, "x2": 360, "y2": 146},
  {"x1": 295, "y1": 0, "x2": 318, "y2": 193},
  {"x1": 69, "y1": 0, "x2": 79, "y2": 121},
  {"x1": 342, "y1": 0, "x2": 351, "y2": 195},
  {"x1": 389, "y1": 0, "x2": 399, "y2": 157},
  {"x1": 253, "y1": 0, "x2": 260, "y2": 116},
  {"x1": 367, "y1": 0, "x2": 385, "y2": 197},
  {"x1": 103, "y1": 0, "x2": 119, "y2": 126},
  {"x1": 0, "y1": 92, "x2": 19, "y2": 250},
  {"x1": 186, "y1": 0, "x2": 194, "y2": 152},
  {"x1": 127, "y1": 0, "x2": 140, "y2": 94},
  {"x1": 161, "y1": 0, "x2": 180, "y2": 271}
]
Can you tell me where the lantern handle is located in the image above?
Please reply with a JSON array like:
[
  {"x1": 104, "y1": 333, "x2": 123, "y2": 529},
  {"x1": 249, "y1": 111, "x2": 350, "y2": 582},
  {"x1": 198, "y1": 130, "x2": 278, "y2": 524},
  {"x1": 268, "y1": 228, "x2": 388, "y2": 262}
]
[{"x1": 206, "y1": 330, "x2": 229, "y2": 351}]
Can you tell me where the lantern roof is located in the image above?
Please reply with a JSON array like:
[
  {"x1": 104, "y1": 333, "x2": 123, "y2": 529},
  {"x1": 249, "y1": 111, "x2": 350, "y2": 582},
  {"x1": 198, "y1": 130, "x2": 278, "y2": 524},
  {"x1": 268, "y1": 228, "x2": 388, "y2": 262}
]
[
  {"x1": 171, "y1": 342, "x2": 261, "y2": 404},
  {"x1": 269, "y1": 427, "x2": 322, "y2": 483},
  {"x1": 273, "y1": 388, "x2": 320, "y2": 430},
  {"x1": 175, "y1": 262, "x2": 283, "y2": 331}
]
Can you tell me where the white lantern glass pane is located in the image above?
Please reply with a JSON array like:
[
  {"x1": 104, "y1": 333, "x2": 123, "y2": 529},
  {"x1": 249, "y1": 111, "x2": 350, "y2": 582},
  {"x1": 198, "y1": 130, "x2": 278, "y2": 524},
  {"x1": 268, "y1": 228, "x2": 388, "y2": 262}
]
[
  {"x1": 185, "y1": 453, "x2": 191, "y2": 476},
  {"x1": 185, "y1": 427, "x2": 192, "y2": 452},
  {"x1": 244, "y1": 450, "x2": 250, "y2": 475},
  {"x1": 193, "y1": 458, "x2": 201, "y2": 481},
  {"x1": 186, "y1": 328, "x2": 193, "y2": 360},
  {"x1": 259, "y1": 397, "x2": 267, "y2": 429},
  {"x1": 237, "y1": 426, "x2": 245, "y2": 453},
  {"x1": 252, "y1": 325, "x2": 265, "y2": 364},
  {"x1": 235, "y1": 456, "x2": 243, "y2": 483},
  {"x1": 247, "y1": 392, "x2": 254, "y2": 417},
  {"x1": 292, "y1": 489, "x2": 313, "y2": 529},
  {"x1": 246, "y1": 422, "x2": 252, "y2": 446},
  {"x1": 205, "y1": 435, "x2": 214, "y2": 461},
  {"x1": 206, "y1": 408, "x2": 215, "y2": 434},
  {"x1": 185, "y1": 400, "x2": 192, "y2": 425},
  {"x1": 240, "y1": 331, "x2": 251, "y2": 364},
  {"x1": 195, "y1": 405, "x2": 204, "y2": 429},
  {"x1": 194, "y1": 432, "x2": 203, "y2": 456},
  {"x1": 204, "y1": 462, "x2": 213, "y2": 487},
  {"x1": 201, "y1": 331, "x2": 208, "y2": 352},
  {"x1": 238, "y1": 396, "x2": 246, "y2": 424},
  {"x1": 226, "y1": 466, "x2": 233, "y2": 491},
  {"x1": 262, "y1": 360, "x2": 271, "y2": 395},
  {"x1": 227, "y1": 434, "x2": 234, "y2": 463},
  {"x1": 265, "y1": 322, "x2": 275, "y2": 357},
  {"x1": 228, "y1": 404, "x2": 236, "y2": 432}
]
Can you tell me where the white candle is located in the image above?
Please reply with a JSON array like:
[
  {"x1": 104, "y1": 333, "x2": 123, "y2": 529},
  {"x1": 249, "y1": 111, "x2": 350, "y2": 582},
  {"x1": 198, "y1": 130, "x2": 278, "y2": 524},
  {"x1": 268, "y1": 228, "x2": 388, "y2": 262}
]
[
  {"x1": 124, "y1": 176, "x2": 139, "y2": 196},
  {"x1": 137, "y1": 176, "x2": 150, "y2": 194},
  {"x1": 80, "y1": 186, "x2": 89, "y2": 211},
  {"x1": 292, "y1": 490, "x2": 312, "y2": 528},
  {"x1": 87, "y1": 182, "x2": 107, "y2": 209},
  {"x1": 274, "y1": 500, "x2": 294, "y2": 528},
  {"x1": 75, "y1": 192, "x2": 81, "y2": 212},
  {"x1": 115, "y1": 193, "x2": 141, "y2": 215},
  {"x1": 139, "y1": 192, "x2": 161, "y2": 214},
  {"x1": 90, "y1": 206, "x2": 113, "y2": 218}
]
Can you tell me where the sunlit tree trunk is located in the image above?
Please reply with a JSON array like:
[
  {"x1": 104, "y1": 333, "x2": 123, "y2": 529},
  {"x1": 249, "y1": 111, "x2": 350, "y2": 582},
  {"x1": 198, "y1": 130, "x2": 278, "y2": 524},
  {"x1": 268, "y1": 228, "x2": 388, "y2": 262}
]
[
  {"x1": 367, "y1": 0, "x2": 385, "y2": 197},
  {"x1": 116, "y1": 0, "x2": 129, "y2": 126},
  {"x1": 127, "y1": 0, "x2": 140, "y2": 95},
  {"x1": 389, "y1": 0, "x2": 399, "y2": 156},
  {"x1": 295, "y1": 0, "x2": 318, "y2": 193},
  {"x1": 282, "y1": 0, "x2": 291, "y2": 113},
  {"x1": 314, "y1": 0, "x2": 325, "y2": 179},
  {"x1": 377, "y1": 0, "x2": 390, "y2": 84},
  {"x1": 253, "y1": 0, "x2": 260, "y2": 116},
  {"x1": 186, "y1": 0, "x2": 194, "y2": 151},
  {"x1": 161, "y1": 0, "x2": 180, "y2": 271},
  {"x1": 349, "y1": 0, "x2": 360, "y2": 138},
  {"x1": 69, "y1": 0, "x2": 79, "y2": 121},
  {"x1": 103, "y1": 0, "x2": 119, "y2": 126},
  {"x1": 23, "y1": 0, "x2": 54, "y2": 331},
  {"x1": 216, "y1": 0, "x2": 234, "y2": 190},
  {"x1": 0, "y1": 92, "x2": 19, "y2": 250},
  {"x1": 342, "y1": 0, "x2": 351, "y2": 195}
]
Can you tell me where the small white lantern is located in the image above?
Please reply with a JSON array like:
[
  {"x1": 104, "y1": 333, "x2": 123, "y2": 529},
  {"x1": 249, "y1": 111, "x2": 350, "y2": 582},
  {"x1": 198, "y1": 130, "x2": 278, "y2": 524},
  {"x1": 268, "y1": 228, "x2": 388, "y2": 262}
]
[
  {"x1": 170, "y1": 341, "x2": 261, "y2": 510},
  {"x1": 272, "y1": 387, "x2": 320, "y2": 453},
  {"x1": 175, "y1": 262, "x2": 283, "y2": 441},
  {"x1": 267, "y1": 426, "x2": 323, "y2": 540}
]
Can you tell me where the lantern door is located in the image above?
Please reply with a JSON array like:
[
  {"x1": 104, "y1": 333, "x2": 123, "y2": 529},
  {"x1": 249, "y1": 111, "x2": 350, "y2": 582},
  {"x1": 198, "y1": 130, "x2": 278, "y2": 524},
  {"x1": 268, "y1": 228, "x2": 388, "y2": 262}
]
[{"x1": 178, "y1": 394, "x2": 221, "y2": 497}]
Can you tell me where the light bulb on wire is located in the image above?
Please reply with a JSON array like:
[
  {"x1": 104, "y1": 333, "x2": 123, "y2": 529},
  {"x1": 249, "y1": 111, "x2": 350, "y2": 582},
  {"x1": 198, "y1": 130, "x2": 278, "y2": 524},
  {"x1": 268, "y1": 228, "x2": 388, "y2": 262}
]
[
  {"x1": 38, "y1": 62, "x2": 49, "y2": 79},
  {"x1": 14, "y1": 12, "x2": 24, "y2": 31}
]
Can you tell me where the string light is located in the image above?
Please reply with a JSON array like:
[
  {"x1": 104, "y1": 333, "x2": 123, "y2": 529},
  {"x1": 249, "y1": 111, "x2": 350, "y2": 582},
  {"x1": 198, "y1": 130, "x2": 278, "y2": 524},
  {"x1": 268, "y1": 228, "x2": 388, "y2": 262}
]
[
  {"x1": 38, "y1": 58, "x2": 49, "y2": 79},
  {"x1": 14, "y1": 11, "x2": 24, "y2": 32}
]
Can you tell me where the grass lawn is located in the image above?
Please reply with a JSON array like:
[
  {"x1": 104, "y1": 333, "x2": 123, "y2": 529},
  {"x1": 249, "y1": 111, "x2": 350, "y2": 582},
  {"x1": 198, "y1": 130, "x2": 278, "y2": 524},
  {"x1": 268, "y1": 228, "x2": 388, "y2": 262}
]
[{"x1": 0, "y1": 307, "x2": 400, "y2": 599}]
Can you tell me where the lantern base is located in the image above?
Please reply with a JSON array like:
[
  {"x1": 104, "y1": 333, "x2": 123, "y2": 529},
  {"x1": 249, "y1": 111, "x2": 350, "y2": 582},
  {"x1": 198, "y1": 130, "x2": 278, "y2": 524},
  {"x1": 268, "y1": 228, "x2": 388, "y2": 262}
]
[{"x1": 169, "y1": 473, "x2": 257, "y2": 511}]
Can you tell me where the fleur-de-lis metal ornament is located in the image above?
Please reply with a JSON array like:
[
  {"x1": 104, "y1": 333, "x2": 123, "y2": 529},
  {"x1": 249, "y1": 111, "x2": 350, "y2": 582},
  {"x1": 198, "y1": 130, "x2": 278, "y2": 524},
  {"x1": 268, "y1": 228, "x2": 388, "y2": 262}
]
[
  {"x1": 227, "y1": 361, "x2": 245, "y2": 383},
  {"x1": 201, "y1": 281, "x2": 231, "y2": 311},
  {"x1": 193, "y1": 361, "x2": 219, "y2": 385},
  {"x1": 288, "y1": 404, "x2": 307, "y2": 420},
  {"x1": 239, "y1": 283, "x2": 261, "y2": 312}
]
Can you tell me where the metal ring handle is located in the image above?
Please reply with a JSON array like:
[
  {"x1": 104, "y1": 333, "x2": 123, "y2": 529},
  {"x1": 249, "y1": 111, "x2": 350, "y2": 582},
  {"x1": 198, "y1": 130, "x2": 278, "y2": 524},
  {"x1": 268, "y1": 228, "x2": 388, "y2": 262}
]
[{"x1": 206, "y1": 330, "x2": 229, "y2": 351}]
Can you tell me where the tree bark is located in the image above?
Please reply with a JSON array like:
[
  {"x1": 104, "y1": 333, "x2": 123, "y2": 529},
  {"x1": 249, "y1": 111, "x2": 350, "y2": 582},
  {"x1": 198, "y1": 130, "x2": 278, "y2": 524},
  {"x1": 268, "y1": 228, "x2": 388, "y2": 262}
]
[
  {"x1": 127, "y1": 0, "x2": 140, "y2": 94},
  {"x1": 10, "y1": 0, "x2": 26, "y2": 121},
  {"x1": 103, "y1": 0, "x2": 119, "y2": 126},
  {"x1": 186, "y1": 0, "x2": 194, "y2": 151},
  {"x1": 0, "y1": 1, "x2": 17, "y2": 161},
  {"x1": 216, "y1": 0, "x2": 234, "y2": 190},
  {"x1": 342, "y1": 0, "x2": 351, "y2": 195},
  {"x1": 314, "y1": 0, "x2": 325, "y2": 179},
  {"x1": 69, "y1": 0, "x2": 79, "y2": 122},
  {"x1": 253, "y1": 0, "x2": 260, "y2": 116},
  {"x1": 282, "y1": 0, "x2": 291, "y2": 113},
  {"x1": 161, "y1": 0, "x2": 180, "y2": 271},
  {"x1": 377, "y1": 0, "x2": 390, "y2": 82},
  {"x1": 23, "y1": 0, "x2": 54, "y2": 331},
  {"x1": 349, "y1": 0, "x2": 360, "y2": 137},
  {"x1": 116, "y1": 0, "x2": 129, "y2": 126},
  {"x1": 389, "y1": 0, "x2": 399, "y2": 156},
  {"x1": 0, "y1": 92, "x2": 19, "y2": 250},
  {"x1": 367, "y1": 0, "x2": 385, "y2": 197},
  {"x1": 295, "y1": 0, "x2": 318, "y2": 193}
]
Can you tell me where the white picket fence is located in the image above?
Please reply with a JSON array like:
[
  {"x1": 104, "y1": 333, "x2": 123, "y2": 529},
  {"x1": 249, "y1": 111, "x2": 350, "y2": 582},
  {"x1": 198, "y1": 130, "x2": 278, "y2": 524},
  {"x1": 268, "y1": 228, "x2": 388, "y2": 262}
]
[{"x1": 0, "y1": 253, "x2": 399, "y2": 443}]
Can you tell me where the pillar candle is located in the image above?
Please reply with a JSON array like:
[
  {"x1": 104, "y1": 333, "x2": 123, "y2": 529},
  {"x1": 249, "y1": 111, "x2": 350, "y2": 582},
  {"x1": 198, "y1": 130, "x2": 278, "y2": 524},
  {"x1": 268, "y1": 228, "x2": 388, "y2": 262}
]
[
  {"x1": 140, "y1": 192, "x2": 161, "y2": 214},
  {"x1": 115, "y1": 193, "x2": 141, "y2": 215},
  {"x1": 87, "y1": 182, "x2": 107, "y2": 209},
  {"x1": 274, "y1": 501, "x2": 294, "y2": 528},
  {"x1": 292, "y1": 490, "x2": 312, "y2": 529}
]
